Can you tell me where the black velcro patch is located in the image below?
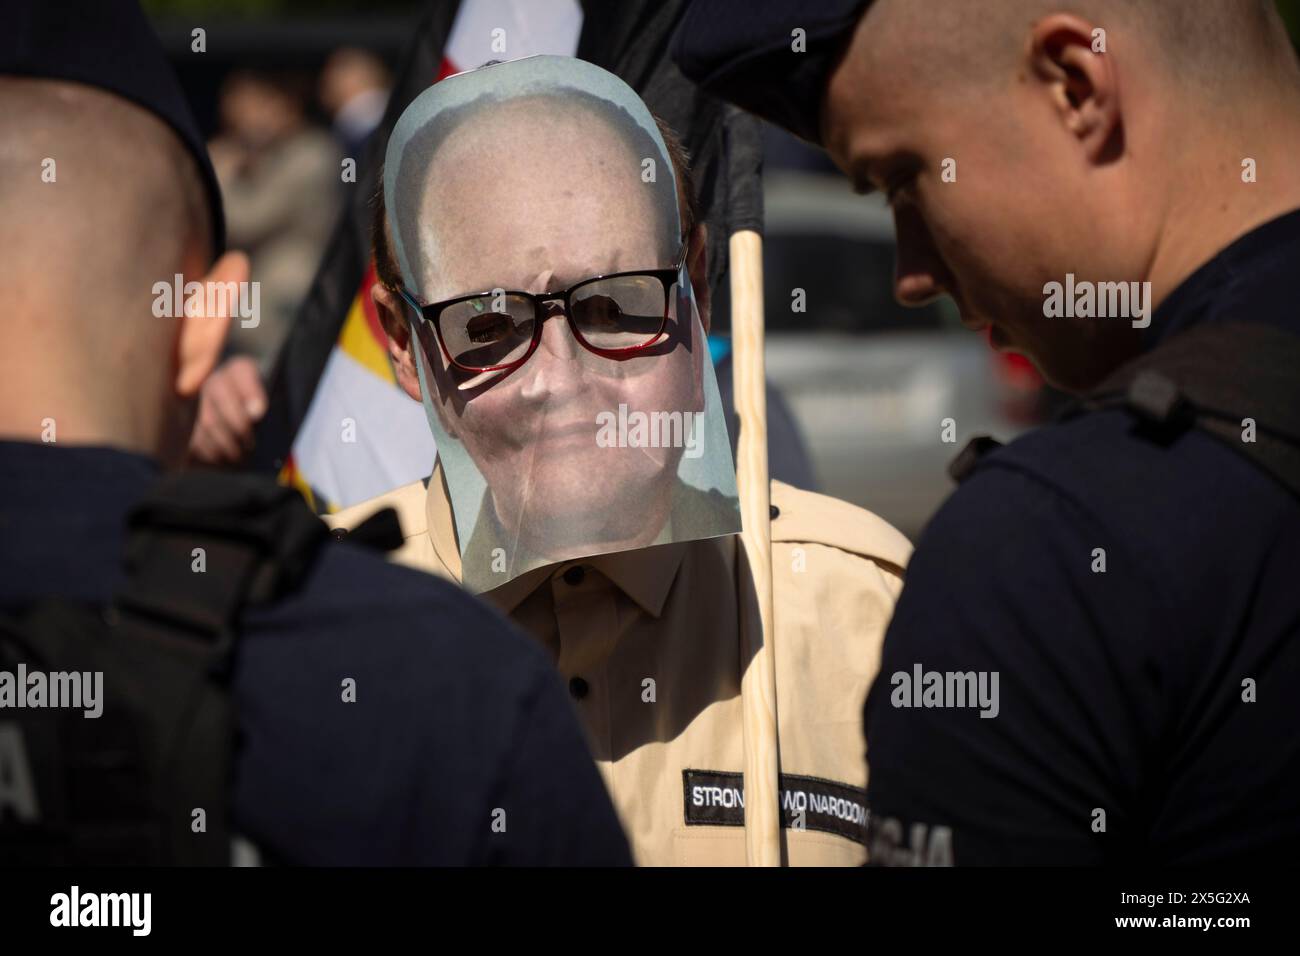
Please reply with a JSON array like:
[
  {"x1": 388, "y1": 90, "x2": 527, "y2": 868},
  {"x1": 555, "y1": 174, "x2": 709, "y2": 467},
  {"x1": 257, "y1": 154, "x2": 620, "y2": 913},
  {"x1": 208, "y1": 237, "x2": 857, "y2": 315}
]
[{"x1": 682, "y1": 769, "x2": 868, "y2": 845}]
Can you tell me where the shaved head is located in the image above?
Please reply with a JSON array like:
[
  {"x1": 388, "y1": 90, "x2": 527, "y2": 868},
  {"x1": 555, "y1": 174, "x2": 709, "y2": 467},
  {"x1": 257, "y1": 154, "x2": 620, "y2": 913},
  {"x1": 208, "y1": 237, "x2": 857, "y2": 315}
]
[
  {"x1": 0, "y1": 77, "x2": 226, "y2": 462},
  {"x1": 822, "y1": 0, "x2": 1300, "y2": 391},
  {"x1": 858, "y1": 0, "x2": 1294, "y2": 100},
  {"x1": 0, "y1": 77, "x2": 210, "y2": 314}
]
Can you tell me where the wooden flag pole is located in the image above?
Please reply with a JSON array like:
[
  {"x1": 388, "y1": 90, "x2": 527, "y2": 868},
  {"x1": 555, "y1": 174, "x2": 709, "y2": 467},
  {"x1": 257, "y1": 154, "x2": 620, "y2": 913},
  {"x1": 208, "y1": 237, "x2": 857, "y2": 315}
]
[{"x1": 729, "y1": 228, "x2": 780, "y2": 867}]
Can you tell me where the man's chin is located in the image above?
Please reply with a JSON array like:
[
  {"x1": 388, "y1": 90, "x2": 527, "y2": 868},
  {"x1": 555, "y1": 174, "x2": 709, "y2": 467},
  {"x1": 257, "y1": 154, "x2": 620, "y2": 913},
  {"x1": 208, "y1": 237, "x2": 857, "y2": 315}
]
[
  {"x1": 984, "y1": 320, "x2": 1138, "y2": 395},
  {"x1": 514, "y1": 477, "x2": 672, "y2": 551},
  {"x1": 523, "y1": 512, "x2": 668, "y2": 561},
  {"x1": 1027, "y1": 349, "x2": 1112, "y2": 396}
]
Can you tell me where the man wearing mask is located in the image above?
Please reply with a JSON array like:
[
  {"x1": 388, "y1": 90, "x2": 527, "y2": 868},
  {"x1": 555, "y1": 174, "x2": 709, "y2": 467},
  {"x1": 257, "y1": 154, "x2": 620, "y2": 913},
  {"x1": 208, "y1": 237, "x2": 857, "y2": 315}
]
[{"x1": 331, "y1": 55, "x2": 913, "y2": 865}]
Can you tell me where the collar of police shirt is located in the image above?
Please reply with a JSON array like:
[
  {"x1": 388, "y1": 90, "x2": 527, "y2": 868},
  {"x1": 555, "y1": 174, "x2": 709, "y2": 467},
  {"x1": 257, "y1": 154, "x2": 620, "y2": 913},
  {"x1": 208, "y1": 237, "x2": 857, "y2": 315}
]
[{"x1": 328, "y1": 462, "x2": 911, "y2": 865}]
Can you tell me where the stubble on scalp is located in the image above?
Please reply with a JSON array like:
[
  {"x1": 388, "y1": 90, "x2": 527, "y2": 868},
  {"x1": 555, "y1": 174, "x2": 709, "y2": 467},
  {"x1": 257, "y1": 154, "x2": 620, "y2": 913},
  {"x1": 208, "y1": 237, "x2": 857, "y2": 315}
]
[
  {"x1": 864, "y1": 0, "x2": 1292, "y2": 101},
  {"x1": 0, "y1": 78, "x2": 210, "y2": 315}
]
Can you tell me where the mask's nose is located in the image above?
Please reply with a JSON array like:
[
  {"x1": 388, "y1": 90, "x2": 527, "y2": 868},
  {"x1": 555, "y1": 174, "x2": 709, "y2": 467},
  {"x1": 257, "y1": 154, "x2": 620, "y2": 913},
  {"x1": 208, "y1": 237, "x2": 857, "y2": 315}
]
[{"x1": 519, "y1": 301, "x2": 582, "y2": 405}]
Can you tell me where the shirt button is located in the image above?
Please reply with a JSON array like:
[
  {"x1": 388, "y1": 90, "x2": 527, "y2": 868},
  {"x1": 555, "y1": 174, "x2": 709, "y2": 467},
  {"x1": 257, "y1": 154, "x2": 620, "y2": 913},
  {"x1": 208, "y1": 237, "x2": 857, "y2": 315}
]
[
  {"x1": 331, "y1": 527, "x2": 348, "y2": 540},
  {"x1": 563, "y1": 565, "x2": 585, "y2": 586},
  {"x1": 569, "y1": 676, "x2": 589, "y2": 700},
  {"x1": 769, "y1": 504, "x2": 780, "y2": 520}
]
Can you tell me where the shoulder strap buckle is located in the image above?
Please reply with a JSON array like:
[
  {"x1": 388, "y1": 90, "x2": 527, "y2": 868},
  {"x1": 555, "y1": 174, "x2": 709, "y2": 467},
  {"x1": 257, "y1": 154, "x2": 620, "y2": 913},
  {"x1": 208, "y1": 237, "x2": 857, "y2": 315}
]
[
  {"x1": 1126, "y1": 368, "x2": 1190, "y2": 430},
  {"x1": 948, "y1": 435, "x2": 1003, "y2": 484}
]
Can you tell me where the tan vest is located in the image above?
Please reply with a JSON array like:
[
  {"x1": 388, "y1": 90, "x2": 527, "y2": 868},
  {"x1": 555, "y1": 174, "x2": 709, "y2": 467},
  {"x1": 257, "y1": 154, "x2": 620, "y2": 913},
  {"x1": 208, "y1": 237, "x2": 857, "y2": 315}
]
[{"x1": 329, "y1": 469, "x2": 910, "y2": 865}]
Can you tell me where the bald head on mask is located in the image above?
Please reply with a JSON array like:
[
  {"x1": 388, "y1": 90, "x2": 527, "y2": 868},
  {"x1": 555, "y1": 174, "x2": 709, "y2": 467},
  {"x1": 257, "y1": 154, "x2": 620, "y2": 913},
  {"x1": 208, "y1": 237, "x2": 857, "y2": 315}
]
[{"x1": 370, "y1": 57, "x2": 738, "y2": 590}]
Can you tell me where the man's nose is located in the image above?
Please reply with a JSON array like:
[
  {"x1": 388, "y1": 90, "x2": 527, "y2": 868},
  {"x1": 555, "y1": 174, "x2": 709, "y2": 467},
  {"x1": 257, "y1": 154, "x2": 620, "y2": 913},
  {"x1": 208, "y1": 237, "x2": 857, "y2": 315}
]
[
  {"x1": 519, "y1": 302, "x2": 581, "y2": 403},
  {"x1": 892, "y1": 206, "x2": 948, "y2": 307}
]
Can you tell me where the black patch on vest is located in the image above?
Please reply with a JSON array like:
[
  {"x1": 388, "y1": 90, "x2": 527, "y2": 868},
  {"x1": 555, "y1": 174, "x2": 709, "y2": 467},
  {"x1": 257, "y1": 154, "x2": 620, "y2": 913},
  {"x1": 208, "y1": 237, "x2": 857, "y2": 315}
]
[{"x1": 681, "y1": 769, "x2": 868, "y2": 845}]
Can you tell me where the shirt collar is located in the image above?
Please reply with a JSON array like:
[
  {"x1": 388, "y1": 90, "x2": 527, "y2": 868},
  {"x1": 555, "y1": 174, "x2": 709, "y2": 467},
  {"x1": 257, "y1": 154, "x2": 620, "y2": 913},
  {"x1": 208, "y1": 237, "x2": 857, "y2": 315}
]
[
  {"x1": 1146, "y1": 206, "x2": 1300, "y2": 350},
  {"x1": 424, "y1": 462, "x2": 463, "y2": 580},
  {"x1": 424, "y1": 461, "x2": 688, "y2": 618}
]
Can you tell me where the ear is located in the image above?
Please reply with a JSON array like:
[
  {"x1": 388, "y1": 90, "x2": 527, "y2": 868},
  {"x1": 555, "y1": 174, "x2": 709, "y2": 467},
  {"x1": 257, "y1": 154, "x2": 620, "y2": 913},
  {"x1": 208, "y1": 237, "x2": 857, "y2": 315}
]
[
  {"x1": 372, "y1": 283, "x2": 424, "y2": 403},
  {"x1": 175, "y1": 251, "x2": 244, "y2": 399},
  {"x1": 686, "y1": 221, "x2": 710, "y2": 334},
  {"x1": 1027, "y1": 13, "x2": 1122, "y2": 163}
]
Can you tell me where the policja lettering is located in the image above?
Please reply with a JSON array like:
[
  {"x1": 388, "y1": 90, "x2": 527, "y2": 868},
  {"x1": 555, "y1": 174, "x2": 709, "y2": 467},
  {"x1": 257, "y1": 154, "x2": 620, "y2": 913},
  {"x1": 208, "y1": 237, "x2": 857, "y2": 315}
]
[{"x1": 0, "y1": 664, "x2": 103, "y2": 718}]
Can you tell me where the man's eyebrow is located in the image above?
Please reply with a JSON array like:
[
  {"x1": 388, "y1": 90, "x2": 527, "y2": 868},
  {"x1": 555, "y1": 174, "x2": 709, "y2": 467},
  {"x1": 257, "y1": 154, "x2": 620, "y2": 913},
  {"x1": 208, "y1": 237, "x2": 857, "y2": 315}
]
[
  {"x1": 541, "y1": 249, "x2": 632, "y2": 292},
  {"x1": 443, "y1": 247, "x2": 642, "y2": 299}
]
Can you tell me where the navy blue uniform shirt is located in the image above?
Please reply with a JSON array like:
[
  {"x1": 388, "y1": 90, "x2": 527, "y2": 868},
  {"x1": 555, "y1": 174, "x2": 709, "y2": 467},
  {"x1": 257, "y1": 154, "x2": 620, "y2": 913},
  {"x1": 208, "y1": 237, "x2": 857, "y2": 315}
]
[
  {"x1": 0, "y1": 441, "x2": 632, "y2": 866},
  {"x1": 864, "y1": 209, "x2": 1300, "y2": 865}
]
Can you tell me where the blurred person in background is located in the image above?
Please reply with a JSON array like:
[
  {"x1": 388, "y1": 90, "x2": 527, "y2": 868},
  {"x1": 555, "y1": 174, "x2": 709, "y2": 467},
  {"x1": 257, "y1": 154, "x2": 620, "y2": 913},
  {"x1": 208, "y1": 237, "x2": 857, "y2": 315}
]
[
  {"x1": 320, "y1": 47, "x2": 391, "y2": 159},
  {"x1": 209, "y1": 69, "x2": 341, "y2": 366}
]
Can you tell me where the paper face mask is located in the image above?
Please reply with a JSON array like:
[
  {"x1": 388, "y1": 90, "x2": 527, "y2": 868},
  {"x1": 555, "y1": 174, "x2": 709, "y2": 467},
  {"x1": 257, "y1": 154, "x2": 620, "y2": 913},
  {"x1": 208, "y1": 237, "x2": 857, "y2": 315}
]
[{"x1": 384, "y1": 55, "x2": 740, "y2": 593}]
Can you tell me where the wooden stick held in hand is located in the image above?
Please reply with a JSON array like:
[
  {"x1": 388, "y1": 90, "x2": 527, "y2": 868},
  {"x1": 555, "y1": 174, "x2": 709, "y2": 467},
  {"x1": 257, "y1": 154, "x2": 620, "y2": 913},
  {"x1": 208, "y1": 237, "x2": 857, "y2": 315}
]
[{"x1": 729, "y1": 228, "x2": 780, "y2": 866}]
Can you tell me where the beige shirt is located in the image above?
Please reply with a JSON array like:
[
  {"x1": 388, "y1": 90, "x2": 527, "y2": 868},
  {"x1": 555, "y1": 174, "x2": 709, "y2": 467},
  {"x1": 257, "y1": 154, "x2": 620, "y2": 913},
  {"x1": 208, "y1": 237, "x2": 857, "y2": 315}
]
[{"x1": 329, "y1": 470, "x2": 910, "y2": 865}]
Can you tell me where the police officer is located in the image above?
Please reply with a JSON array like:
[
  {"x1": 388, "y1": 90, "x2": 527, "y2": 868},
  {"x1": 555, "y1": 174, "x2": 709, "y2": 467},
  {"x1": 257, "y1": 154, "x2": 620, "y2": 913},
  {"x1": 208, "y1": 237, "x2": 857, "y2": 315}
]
[
  {"x1": 674, "y1": 0, "x2": 1300, "y2": 864},
  {"x1": 0, "y1": 0, "x2": 630, "y2": 866}
]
